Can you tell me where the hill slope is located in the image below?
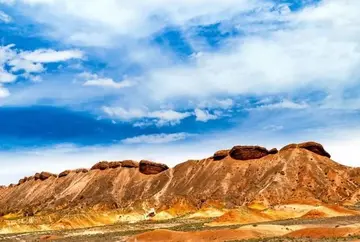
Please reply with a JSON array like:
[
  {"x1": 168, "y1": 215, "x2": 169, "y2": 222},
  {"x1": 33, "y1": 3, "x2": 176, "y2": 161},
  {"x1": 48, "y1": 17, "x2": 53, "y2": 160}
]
[{"x1": 1, "y1": 141, "x2": 360, "y2": 218}]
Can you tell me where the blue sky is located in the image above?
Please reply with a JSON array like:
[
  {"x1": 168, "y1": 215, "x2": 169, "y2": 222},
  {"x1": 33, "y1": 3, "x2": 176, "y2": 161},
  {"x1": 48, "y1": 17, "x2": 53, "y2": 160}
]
[{"x1": 0, "y1": 0, "x2": 360, "y2": 184}]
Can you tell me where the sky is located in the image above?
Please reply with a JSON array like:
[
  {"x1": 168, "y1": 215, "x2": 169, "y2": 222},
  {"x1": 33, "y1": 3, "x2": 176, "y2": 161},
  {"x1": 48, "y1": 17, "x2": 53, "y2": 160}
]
[{"x1": 0, "y1": 0, "x2": 360, "y2": 184}]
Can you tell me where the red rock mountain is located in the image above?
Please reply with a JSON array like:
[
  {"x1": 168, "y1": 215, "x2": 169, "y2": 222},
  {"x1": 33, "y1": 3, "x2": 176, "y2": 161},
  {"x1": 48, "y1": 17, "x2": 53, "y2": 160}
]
[{"x1": 1, "y1": 141, "x2": 360, "y2": 218}]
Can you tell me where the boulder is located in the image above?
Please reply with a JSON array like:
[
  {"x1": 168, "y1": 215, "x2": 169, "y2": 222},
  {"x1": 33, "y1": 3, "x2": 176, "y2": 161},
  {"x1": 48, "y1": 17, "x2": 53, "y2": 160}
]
[
  {"x1": 298, "y1": 141, "x2": 331, "y2": 158},
  {"x1": 121, "y1": 160, "x2": 139, "y2": 168},
  {"x1": 75, "y1": 168, "x2": 88, "y2": 173},
  {"x1": 269, "y1": 148, "x2": 279, "y2": 154},
  {"x1": 9, "y1": 183, "x2": 15, "y2": 188},
  {"x1": 109, "y1": 161, "x2": 122, "y2": 169},
  {"x1": 229, "y1": 146, "x2": 269, "y2": 160},
  {"x1": 139, "y1": 160, "x2": 169, "y2": 175},
  {"x1": 34, "y1": 173, "x2": 41, "y2": 180},
  {"x1": 91, "y1": 161, "x2": 109, "y2": 170},
  {"x1": 39, "y1": 172, "x2": 56, "y2": 181},
  {"x1": 58, "y1": 170, "x2": 71, "y2": 178},
  {"x1": 18, "y1": 177, "x2": 28, "y2": 185},
  {"x1": 213, "y1": 150, "x2": 229, "y2": 161}
]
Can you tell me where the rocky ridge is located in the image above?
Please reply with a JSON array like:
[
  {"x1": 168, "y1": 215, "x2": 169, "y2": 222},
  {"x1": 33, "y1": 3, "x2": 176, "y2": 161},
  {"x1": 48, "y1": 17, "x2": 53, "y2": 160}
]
[{"x1": 1, "y1": 141, "x2": 360, "y2": 223}]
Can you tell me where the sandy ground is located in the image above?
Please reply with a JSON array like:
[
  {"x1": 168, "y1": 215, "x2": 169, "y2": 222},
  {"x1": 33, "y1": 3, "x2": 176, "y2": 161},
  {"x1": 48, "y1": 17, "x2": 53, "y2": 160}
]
[{"x1": 2, "y1": 214, "x2": 360, "y2": 241}]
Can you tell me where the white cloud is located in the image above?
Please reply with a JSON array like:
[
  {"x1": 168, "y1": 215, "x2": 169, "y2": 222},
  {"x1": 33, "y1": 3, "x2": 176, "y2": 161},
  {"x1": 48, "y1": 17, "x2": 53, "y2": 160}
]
[
  {"x1": 103, "y1": 107, "x2": 191, "y2": 127},
  {"x1": 0, "y1": 10, "x2": 12, "y2": 23},
  {"x1": 19, "y1": 49, "x2": 83, "y2": 63},
  {"x1": 82, "y1": 74, "x2": 134, "y2": 89},
  {"x1": 0, "y1": 85, "x2": 10, "y2": 98},
  {"x1": 0, "y1": 68, "x2": 16, "y2": 83},
  {"x1": 122, "y1": 132, "x2": 191, "y2": 144},
  {"x1": 194, "y1": 108, "x2": 218, "y2": 122},
  {"x1": 12, "y1": 0, "x2": 268, "y2": 46},
  {"x1": 256, "y1": 99, "x2": 309, "y2": 110},
  {"x1": 9, "y1": 58, "x2": 45, "y2": 73},
  {"x1": 197, "y1": 98, "x2": 234, "y2": 109},
  {"x1": 114, "y1": 0, "x2": 356, "y2": 102},
  {"x1": 0, "y1": 44, "x2": 84, "y2": 94}
]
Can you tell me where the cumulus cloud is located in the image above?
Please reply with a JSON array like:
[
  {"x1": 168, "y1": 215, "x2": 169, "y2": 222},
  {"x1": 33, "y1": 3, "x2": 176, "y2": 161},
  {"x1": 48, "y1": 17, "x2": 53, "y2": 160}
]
[{"x1": 122, "y1": 132, "x2": 192, "y2": 144}]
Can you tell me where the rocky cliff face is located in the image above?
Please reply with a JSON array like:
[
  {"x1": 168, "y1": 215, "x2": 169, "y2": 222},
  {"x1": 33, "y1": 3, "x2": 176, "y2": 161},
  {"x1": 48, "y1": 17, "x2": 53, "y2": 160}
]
[{"x1": 1, "y1": 141, "x2": 360, "y2": 232}]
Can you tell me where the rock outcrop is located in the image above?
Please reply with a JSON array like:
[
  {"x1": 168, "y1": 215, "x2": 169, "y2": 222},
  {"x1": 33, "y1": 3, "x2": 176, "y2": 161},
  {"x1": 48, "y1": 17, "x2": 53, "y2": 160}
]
[
  {"x1": 213, "y1": 150, "x2": 229, "y2": 161},
  {"x1": 39, "y1": 172, "x2": 56, "y2": 181},
  {"x1": 109, "y1": 161, "x2": 122, "y2": 169},
  {"x1": 75, "y1": 168, "x2": 88, "y2": 173},
  {"x1": 91, "y1": 160, "x2": 140, "y2": 170},
  {"x1": 229, "y1": 146, "x2": 269, "y2": 160},
  {"x1": 298, "y1": 142, "x2": 331, "y2": 158},
  {"x1": 91, "y1": 161, "x2": 110, "y2": 170},
  {"x1": 269, "y1": 148, "x2": 279, "y2": 154},
  {"x1": 121, "y1": 160, "x2": 139, "y2": 168},
  {"x1": 139, "y1": 160, "x2": 169, "y2": 175},
  {"x1": 280, "y1": 142, "x2": 331, "y2": 158},
  {"x1": 58, "y1": 170, "x2": 71, "y2": 178},
  {"x1": 18, "y1": 177, "x2": 28, "y2": 185}
]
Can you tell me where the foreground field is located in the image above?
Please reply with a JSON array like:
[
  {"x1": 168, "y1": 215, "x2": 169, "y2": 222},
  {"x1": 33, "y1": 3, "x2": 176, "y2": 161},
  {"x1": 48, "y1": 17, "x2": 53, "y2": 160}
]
[{"x1": 2, "y1": 214, "x2": 360, "y2": 242}]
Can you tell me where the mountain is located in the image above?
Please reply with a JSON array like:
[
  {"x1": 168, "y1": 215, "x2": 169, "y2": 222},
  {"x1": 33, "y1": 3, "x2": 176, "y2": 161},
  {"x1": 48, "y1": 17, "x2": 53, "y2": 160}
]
[{"x1": 1, "y1": 141, "x2": 360, "y2": 233}]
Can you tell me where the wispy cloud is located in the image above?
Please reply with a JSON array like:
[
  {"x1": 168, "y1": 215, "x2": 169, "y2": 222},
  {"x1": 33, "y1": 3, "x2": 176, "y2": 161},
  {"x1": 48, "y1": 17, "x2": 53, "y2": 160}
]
[
  {"x1": 122, "y1": 132, "x2": 192, "y2": 144},
  {"x1": 80, "y1": 72, "x2": 134, "y2": 89},
  {"x1": 11, "y1": 0, "x2": 267, "y2": 47},
  {"x1": 0, "y1": 10, "x2": 12, "y2": 23},
  {"x1": 256, "y1": 99, "x2": 309, "y2": 110},
  {"x1": 0, "y1": 86, "x2": 10, "y2": 98},
  {"x1": 194, "y1": 108, "x2": 218, "y2": 122},
  {"x1": 19, "y1": 49, "x2": 83, "y2": 63},
  {"x1": 103, "y1": 107, "x2": 191, "y2": 127}
]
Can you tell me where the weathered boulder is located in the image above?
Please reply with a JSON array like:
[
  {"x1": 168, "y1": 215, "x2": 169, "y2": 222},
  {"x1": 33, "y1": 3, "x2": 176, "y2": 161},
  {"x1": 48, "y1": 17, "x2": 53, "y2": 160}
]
[
  {"x1": 75, "y1": 168, "x2": 88, "y2": 173},
  {"x1": 109, "y1": 161, "x2": 122, "y2": 169},
  {"x1": 34, "y1": 173, "x2": 41, "y2": 180},
  {"x1": 213, "y1": 150, "x2": 229, "y2": 161},
  {"x1": 229, "y1": 146, "x2": 269, "y2": 160},
  {"x1": 58, "y1": 170, "x2": 71, "y2": 178},
  {"x1": 18, "y1": 177, "x2": 28, "y2": 185},
  {"x1": 121, "y1": 160, "x2": 139, "y2": 168},
  {"x1": 298, "y1": 141, "x2": 331, "y2": 158},
  {"x1": 39, "y1": 172, "x2": 56, "y2": 181},
  {"x1": 269, "y1": 148, "x2": 279, "y2": 154},
  {"x1": 8, "y1": 184, "x2": 15, "y2": 188},
  {"x1": 139, "y1": 160, "x2": 169, "y2": 175},
  {"x1": 91, "y1": 161, "x2": 109, "y2": 170}
]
